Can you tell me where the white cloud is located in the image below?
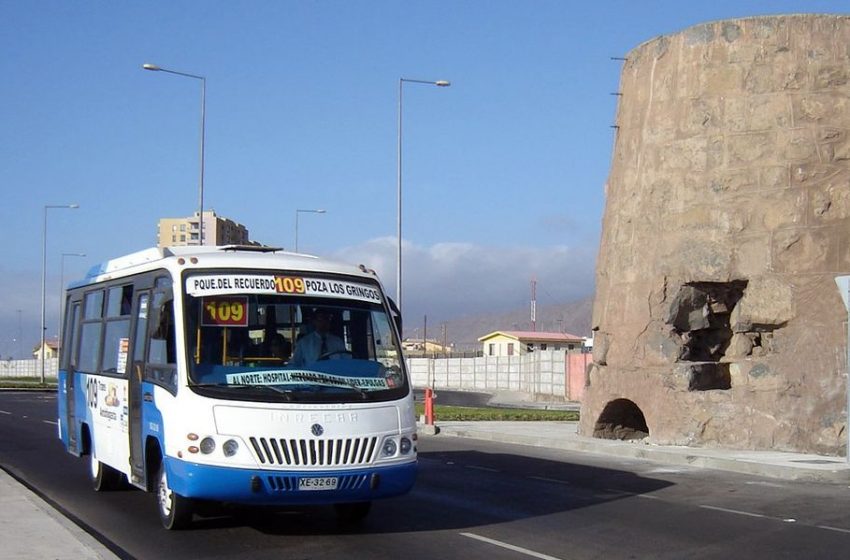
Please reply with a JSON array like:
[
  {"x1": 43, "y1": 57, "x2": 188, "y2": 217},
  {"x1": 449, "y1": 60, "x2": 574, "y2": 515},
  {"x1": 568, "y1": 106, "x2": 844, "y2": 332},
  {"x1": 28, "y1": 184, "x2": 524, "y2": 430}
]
[
  {"x1": 0, "y1": 240, "x2": 596, "y2": 358},
  {"x1": 329, "y1": 237, "x2": 596, "y2": 323}
]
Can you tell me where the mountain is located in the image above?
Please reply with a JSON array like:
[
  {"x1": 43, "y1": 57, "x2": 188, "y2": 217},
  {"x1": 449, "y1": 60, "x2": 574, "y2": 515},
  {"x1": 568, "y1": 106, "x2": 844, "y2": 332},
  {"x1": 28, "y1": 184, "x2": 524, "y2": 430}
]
[{"x1": 406, "y1": 296, "x2": 594, "y2": 352}]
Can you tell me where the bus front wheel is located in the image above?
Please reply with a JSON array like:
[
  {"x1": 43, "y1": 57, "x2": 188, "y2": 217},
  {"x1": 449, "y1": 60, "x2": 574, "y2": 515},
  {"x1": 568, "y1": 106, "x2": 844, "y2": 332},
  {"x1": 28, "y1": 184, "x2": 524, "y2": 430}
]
[
  {"x1": 90, "y1": 455, "x2": 123, "y2": 492},
  {"x1": 157, "y1": 463, "x2": 193, "y2": 530}
]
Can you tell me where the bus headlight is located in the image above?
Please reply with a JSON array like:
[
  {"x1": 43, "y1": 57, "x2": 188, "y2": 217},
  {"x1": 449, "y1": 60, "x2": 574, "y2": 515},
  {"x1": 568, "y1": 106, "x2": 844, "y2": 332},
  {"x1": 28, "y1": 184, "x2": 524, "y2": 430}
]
[
  {"x1": 381, "y1": 438, "x2": 397, "y2": 457},
  {"x1": 400, "y1": 437, "x2": 412, "y2": 455},
  {"x1": 223, "y1": 439, "x2": 239, "y2": 457},
  {"x1": 200, "y1": 437, "x2": 216, "y2": 455}
]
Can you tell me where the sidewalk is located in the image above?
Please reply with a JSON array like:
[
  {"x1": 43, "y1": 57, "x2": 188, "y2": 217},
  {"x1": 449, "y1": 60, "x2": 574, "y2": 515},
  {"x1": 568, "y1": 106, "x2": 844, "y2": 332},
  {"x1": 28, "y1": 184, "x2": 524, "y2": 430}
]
[
  {"x1": 425, "y1": 420, "x2": 850, "y2": 484},
  {"x1": 0, "y1": 469, "x2": 119, "y2": 560}
]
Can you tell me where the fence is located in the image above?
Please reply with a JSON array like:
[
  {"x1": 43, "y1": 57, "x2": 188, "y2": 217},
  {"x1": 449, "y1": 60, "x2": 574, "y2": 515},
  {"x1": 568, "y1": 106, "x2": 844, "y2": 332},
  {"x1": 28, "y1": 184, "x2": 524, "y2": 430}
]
[
  {"x1": 1, "y1": 353, "x2": 592, "y2": 401},
  {"x1": 407, "y1": 349, "x2": 590, "y2": 402},
  {"x1": 0, "y1": 358, "x2": 58, "y2": 379}
]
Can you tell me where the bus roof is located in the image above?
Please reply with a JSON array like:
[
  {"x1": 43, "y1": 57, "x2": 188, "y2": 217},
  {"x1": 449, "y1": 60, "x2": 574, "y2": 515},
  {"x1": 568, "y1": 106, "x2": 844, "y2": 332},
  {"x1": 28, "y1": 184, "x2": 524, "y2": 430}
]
[{"x1": 72, "y1": 246, "x2": 380, "y2": 288}]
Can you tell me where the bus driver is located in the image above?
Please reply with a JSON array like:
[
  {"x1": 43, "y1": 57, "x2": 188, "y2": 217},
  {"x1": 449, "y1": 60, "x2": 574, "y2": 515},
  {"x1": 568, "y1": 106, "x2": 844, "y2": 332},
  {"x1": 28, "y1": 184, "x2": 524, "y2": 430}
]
[{"x1": 289, "y1": 309, "x2": 346, "y2": 366}]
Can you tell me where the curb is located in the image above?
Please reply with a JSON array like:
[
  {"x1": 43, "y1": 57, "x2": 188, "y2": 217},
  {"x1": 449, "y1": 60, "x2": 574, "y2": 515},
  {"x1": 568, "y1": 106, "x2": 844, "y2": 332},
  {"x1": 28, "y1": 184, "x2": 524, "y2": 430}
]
[{"x1": 429, "y1": 423, "x2": 850, "y2": 484}]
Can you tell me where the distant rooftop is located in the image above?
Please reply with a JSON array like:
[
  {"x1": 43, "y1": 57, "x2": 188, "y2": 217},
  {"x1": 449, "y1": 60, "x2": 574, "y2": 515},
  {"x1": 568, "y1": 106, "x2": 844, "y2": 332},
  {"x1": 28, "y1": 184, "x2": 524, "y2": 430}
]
[{"x1": 477, "y1": 330, "x2": 586, "y2": 343}]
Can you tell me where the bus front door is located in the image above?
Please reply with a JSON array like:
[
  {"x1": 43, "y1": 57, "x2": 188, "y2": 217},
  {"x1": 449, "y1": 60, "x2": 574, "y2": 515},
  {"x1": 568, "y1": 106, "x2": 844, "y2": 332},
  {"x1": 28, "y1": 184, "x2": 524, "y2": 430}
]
[{"x1": 128, "y1": 291, "x2": 151, "y2": 486}]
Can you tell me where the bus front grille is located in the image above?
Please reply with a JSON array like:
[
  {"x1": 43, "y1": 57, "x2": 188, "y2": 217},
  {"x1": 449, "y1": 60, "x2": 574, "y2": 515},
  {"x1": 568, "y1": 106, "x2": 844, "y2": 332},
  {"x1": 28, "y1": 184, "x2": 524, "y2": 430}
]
[{"x1": 249, "y1": 436, "x2": 379, "y2": 467}]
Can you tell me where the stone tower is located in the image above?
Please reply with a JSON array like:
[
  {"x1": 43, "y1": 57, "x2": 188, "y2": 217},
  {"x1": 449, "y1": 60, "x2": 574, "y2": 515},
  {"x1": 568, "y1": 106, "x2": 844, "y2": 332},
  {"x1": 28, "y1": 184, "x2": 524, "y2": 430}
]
[{"x1": 582, "y1": 14, "x2": 850, "y2": 455}]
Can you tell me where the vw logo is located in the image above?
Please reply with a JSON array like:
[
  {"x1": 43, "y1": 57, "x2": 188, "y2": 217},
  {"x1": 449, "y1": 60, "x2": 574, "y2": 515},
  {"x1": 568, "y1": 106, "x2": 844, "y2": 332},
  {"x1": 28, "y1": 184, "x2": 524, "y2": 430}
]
[{"x1": 310, "y1": 423, "x2": 324, "y2": 437}]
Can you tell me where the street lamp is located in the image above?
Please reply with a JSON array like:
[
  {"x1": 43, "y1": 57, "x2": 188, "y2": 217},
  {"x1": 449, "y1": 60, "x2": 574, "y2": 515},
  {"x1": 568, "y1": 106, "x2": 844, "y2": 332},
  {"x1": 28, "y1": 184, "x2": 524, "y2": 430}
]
[
  {"x1": 41, "y1": 204, "x2": 79, "y2": 383},
  {"x1": 16, "y1": 309, "x2": 22, "y2": 360},
  {"x1": 143, "y1": 62, "x2": 207, "y2": 245},
  {"x1": 295, "y1": 209, "x2": 326, "y2": 253},
  {"x1": 397, "y1": 77, "x2": 450, "y2": 313},
  {"x1": 58, "y1": 252, "x2": 86, "y2": 344}
]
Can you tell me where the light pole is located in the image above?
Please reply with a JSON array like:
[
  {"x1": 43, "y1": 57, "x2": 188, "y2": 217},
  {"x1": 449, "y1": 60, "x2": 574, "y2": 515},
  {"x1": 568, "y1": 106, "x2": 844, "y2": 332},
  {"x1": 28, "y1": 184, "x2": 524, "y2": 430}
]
[
  {"x1": 143, "y1": 63, "x2": 207, "y2": 245},
  {"x1": 17, "y1": 309, "x2": 22, "y2": 360},
  {"x1": 58, "y1": 252, "x2": 86, "y2": 344},
  {"x1": 397, "y1": 77, "x2": 450, "y2": 313},
  {"x1": 295, "y1": 209, "x2": 326, "y2": 253},
  {"x1": 41, "y1": 204, "x2": 79, "y2": 383}
]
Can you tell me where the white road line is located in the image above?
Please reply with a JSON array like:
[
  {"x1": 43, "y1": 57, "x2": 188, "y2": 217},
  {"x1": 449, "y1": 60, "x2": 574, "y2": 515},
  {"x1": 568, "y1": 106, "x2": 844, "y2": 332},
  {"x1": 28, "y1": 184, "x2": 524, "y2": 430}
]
[
  {"x1": 465, "y1": 465, "x2": 500, "y2": 473},
  {"x1": 699, "y1": 505, "x2": 766, "y2": 519},
  {"x1": 460, "y1": 533, "x2": 565, "y2": 560},
  {"x1": 817, "y1": 525, "x2": 850, "y2": 534},
  {"x1": 636, "y1": 494, "x2": 663, "y2": 500},
  {"x1": 527, "y1": 476, "x2": 571, "y2": 485},
  {"x1": 0, "y1": 410, "x2": 11, "y2": 415},
  {"x1": 43, "y1": 420, "x2": 57, "y2": 426}
]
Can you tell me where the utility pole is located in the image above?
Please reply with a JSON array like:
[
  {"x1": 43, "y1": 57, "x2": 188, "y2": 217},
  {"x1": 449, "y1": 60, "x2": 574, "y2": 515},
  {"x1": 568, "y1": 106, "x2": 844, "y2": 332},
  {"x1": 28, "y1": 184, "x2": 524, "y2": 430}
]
[
  {"x1": 531, "y1": 277, "x2": 537, "y2": 332},
  {"x1": 441, "y1": 323, "x2": 447, "y2": 355}
]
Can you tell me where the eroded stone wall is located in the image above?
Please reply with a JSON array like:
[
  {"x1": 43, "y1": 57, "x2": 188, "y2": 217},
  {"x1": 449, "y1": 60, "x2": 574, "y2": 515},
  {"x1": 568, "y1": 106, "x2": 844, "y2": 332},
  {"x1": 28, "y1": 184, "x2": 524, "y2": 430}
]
[{"x1": 581, "y1": 15, "x2": 850, "y2": 455}]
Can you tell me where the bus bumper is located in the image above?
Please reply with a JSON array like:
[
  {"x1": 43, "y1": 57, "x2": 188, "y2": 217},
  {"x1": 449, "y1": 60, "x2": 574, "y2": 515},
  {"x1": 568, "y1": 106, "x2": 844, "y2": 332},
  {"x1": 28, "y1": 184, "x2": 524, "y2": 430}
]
[{"x1": 165, "y1": 458, "x2": 417, "y2": 505}]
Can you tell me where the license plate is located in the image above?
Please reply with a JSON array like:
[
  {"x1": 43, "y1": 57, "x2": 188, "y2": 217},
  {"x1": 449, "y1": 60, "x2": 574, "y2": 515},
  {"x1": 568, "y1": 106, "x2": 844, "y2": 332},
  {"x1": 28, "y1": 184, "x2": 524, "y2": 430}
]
[{"x1": 298, "y1": 477, "x2": 338, "y2": 491}]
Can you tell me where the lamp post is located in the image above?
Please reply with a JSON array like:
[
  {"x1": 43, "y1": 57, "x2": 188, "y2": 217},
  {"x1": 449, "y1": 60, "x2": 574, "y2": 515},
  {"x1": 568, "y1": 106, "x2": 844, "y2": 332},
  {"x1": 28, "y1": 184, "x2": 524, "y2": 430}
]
[
  {"x1": 41, "y1": 204, "x2": 79, "y2": 383},
  {"x1": 58, "y1": 252, "x2": 86, "y2": 344},
  {"x1": 295, "y1": 209, "x2": 326, "y2": 253},
  {"x1": 16, "y1": 309, "x2": 22, "y2": 360},
  {"x1": 143, "y1": 63, "x2": 207, "y2": 245},
  {"x1": 397, "y1": 77, "x2": 450, "y2": 313}
]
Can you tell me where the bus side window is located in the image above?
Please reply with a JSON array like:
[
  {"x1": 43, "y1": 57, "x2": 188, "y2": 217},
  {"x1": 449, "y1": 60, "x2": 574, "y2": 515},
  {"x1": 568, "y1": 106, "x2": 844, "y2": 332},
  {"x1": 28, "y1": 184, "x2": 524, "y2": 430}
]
[
  {"x1": 133, "y1": 293, "x2": 150, "y2": 363},
  {"x1": 78, "y1": 290, "x2": 104, "y2": 374},
  {"x1": 149, "y1": 277, "x2": 176, "y2": 366},
  {"x1": 63, "y1": 302, "x2": 82, "y2": 371},
  {"x1": 149, "y1": 294, "x2": 176, "y2": 365}
]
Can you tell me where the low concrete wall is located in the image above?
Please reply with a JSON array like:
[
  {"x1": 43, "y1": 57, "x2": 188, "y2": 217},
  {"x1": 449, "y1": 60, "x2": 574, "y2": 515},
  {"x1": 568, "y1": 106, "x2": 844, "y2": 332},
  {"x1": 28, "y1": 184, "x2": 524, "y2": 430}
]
[
  {"x1": 0, "y1": 355, "x2": 591, "y2": 402},
  {"x1": 408, "y1": 350, "x2": 588, "y2": 402},
  {"x1": 0, "y1": 359, "x2": 58, "y2": 378}
]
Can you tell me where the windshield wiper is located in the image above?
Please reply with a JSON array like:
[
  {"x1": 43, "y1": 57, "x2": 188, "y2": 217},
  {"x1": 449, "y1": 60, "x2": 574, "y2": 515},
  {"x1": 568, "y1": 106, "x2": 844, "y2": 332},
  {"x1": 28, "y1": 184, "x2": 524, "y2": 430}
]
[
  {"x1": 192, "y1": 382, "x2": 253, "y2": 388},
  {"x1": 192, "y1": 382, "x2": 298, "y2": 400}
]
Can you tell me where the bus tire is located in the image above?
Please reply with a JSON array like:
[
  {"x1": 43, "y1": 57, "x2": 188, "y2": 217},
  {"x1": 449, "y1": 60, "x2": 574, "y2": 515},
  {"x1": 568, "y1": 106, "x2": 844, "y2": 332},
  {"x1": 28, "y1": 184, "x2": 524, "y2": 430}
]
[
  {"x1": 334, "y1": 501, "x2": 371, "y2": 525},
  {"x1": 157, "y1": 463, "x2": 193, "y2": 530},
  {"x1": 91, "y1": 454, "x2": 123, "y2": 492}
]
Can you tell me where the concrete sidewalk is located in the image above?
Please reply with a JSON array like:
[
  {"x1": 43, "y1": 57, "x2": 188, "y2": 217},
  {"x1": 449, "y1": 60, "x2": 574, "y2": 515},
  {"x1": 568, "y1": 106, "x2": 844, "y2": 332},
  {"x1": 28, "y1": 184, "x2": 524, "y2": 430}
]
[
  {"x1": 0, "y1": 469, "x2": 119, "y2": 560},
  {"x1": 427, "y1": 420, "x2": 850, "y2": 484}
]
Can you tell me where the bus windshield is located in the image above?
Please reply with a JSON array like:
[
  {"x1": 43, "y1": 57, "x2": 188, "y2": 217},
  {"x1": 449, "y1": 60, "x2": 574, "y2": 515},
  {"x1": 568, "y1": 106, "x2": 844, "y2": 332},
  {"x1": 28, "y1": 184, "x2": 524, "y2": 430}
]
[{"x1": 183, "y1": 272, "x2": 406, "y2": 401}]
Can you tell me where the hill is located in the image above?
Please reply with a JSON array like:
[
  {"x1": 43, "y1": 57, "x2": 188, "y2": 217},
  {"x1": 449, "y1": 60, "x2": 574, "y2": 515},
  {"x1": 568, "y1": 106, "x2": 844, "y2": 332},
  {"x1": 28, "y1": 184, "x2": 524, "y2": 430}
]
[{"x1": 408, "y1": 296, "x2": 594, "y2": 352}]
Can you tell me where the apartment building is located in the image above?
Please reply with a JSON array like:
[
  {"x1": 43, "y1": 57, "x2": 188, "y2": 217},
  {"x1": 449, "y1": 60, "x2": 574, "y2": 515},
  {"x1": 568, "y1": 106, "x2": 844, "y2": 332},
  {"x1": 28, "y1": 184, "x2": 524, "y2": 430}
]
[{"x1": 157, "y1": 210, "x2": 254, "y2": 248}]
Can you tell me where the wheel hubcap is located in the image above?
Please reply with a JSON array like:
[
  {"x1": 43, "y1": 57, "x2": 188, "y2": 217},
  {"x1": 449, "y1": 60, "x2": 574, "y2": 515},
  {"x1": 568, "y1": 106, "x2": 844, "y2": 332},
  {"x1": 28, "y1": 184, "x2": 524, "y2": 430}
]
[{"x1": 159, "y1": 470, "x2": 172, "y2": 515}]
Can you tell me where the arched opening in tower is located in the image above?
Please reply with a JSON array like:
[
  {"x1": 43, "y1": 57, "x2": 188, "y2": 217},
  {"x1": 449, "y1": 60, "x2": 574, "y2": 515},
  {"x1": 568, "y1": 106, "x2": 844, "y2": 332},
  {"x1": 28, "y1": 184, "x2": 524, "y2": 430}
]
[{"x1": 593, "y1": 398, "x2": 649, "y2": 440}]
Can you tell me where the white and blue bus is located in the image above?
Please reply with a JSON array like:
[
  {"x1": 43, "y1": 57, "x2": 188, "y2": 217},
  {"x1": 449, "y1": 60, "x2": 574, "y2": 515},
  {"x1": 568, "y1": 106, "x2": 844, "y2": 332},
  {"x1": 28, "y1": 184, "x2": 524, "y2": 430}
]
[{"x1": 57, "y1": 245, "x2": 417, "y2": 529}]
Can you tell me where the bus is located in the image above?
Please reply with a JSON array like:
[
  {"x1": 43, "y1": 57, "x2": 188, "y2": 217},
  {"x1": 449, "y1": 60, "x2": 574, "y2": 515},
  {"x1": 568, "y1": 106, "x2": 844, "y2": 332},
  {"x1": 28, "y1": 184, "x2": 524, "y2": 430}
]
[{"x1": 57, "y1": 245, "x2": 417, "y2": 529}]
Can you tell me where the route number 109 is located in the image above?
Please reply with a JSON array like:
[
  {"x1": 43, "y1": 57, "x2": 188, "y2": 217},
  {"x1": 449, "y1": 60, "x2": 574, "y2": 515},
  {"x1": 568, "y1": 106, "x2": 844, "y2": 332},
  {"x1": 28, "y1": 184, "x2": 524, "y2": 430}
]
[
  {"x1": 274, "y1": 276, "x2": 306, "y2": 294},
  {"x1": 201, "y1": 296, "x2": 248, "y2": 326}
]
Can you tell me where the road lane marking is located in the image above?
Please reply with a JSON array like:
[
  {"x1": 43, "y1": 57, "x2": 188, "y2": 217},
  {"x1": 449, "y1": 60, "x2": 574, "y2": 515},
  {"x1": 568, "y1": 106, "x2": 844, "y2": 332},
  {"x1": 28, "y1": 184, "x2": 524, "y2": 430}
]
[
  {"x1": 465, "y1": 465, "x2": 500, "y2": 473},
  {"x1": 527, "y1": 476, "x2": 570, "y2": 485},
  {"x1": 460, "y1": 533, "x2": 565, "y2": 560},
  {"x1": 43, "y1": 420, "x2": 57, "y2": 426},
  {"x1": 699, "y1": 505, "x2": 766, "y2": 519},
  {"x1": 0, "y1": 410, "x2": 11, "y2": 415},
  {"x1": 817, "y1": 525, "x2": 850, "y2": 534}
]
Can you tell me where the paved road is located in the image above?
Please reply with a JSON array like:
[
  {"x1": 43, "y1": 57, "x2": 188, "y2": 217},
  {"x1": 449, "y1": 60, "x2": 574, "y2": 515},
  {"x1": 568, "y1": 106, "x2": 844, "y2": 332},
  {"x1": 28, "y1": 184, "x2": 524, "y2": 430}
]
[{"x1": 3, "y1": 392, "x2": 850, "y2": 559}]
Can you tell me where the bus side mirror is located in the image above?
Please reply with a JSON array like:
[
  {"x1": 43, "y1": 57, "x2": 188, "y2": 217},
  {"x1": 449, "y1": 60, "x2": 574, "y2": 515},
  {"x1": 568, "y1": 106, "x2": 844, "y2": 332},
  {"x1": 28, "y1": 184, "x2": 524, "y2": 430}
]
[{"x1": 387, "y1": 297, "x2": 402, "y2": 336}]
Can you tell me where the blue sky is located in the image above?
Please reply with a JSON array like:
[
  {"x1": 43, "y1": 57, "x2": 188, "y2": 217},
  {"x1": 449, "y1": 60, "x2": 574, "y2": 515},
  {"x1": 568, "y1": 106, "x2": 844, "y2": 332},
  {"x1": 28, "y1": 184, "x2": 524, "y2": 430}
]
[{"x1": 1, "y1": 1, "x2": 847, "y2": 357}]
